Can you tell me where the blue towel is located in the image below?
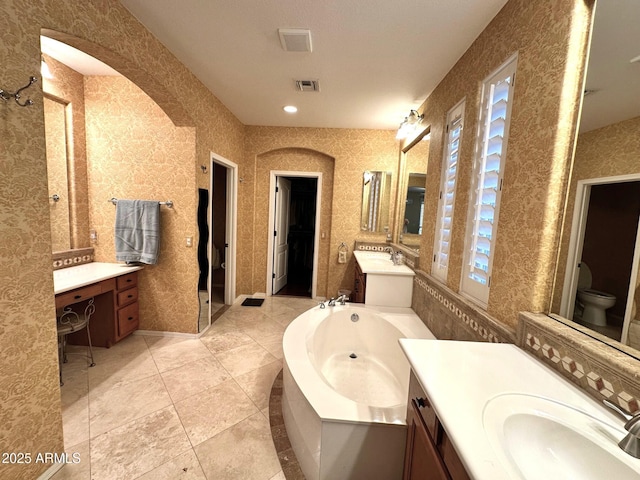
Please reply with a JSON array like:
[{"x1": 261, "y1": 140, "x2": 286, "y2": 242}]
[{"x1": 115, "y1": 200, "x2": 161, "y2": 265}]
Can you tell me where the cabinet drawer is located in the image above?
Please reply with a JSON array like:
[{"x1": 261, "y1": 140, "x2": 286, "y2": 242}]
[
  {"x1": 116, "y1": 272, "x2": 138, "y2": 290},
  {"x1": 117, "y1": 302, "x2": 139, "y2": 337},
  {"x1": 55, "y1": 283, "x2": 103, "y2": 309},
  {"x1": 408, "y1": 371, "x2": 439, "y2": 442},
  {"x1": 117, "y1": 286, "x2": 138, "y2": 307}
]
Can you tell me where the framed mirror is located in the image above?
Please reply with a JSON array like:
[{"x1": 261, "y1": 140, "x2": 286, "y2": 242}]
[
  {"x1": 44, "y1": 94, "x2": 72, "y2": 252},
  {"x1": 550, "y1": 0, "x2": 640, "y2": 359},
  {"x1": 360, "y1": 170, "x2": 392, "y2": 233},
  {"x1": 396, "y1": 129, "x2": 430, "y2": 250}
]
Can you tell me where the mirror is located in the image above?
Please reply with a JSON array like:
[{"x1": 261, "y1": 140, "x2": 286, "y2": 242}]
[
  {"x1": 550, "y1": 0, "x2": 640, "y2": 359},
  {"x1": 360, "y1": 170, "x2": 392, "y2": 233},
  {"x1": 397, "y1": 129, "x2": 430, "y2": 250},
  {"x1": 44, "y1": 94, "x2": 72, "y2": 251}
]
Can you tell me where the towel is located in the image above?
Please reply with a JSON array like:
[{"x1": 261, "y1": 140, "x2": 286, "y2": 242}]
[{"x1": 115, "y1": 199, "x2": 161, "y2": 265}]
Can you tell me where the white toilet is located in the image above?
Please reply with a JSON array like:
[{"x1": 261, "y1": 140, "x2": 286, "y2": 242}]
[{"x1": 575, "y1": 262, "x2": 616, "y2": 327}]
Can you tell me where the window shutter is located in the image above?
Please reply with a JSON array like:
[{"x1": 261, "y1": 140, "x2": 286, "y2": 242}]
[
  {"x1": 461, "y1": 54, "x2": 517, "y2": 306},
  {"x1": 432, "y1": 100, "x2": 465, "y2": 282}
]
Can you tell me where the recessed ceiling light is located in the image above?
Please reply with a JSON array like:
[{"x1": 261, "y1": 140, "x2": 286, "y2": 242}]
[{"x1": 283, "y1": 105, "x2": 298, "y2": 113}]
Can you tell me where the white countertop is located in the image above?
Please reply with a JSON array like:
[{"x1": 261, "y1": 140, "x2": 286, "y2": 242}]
[
  {"x1": 53, "y1": 262, "x2": 143, "y2": 294},
  {"x1": 353, "y1": 250, "x2": 415, "y2": 276},
  {"x1": 399, "y1": 339, "x2": 625, "y2": 480}
]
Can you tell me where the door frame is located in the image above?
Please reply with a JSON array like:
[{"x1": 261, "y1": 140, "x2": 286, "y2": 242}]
[
  {"x1": 266, "y1": 171, "x2": 323, "y2": 298},
  {"x1": 560, "y1": 172, "x2": 640, "y2": 343},
  {"x1": 209, "y1": 152, "x2": 238, "y2": 306}
]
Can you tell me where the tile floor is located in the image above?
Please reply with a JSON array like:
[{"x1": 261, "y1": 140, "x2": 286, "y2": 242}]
[{"x1": 53, "y1": 295, "x2": 317, "y2": 480}]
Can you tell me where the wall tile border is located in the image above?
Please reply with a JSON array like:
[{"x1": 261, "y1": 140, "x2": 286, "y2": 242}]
[
  {"x1": 517, "y1": 312, "x2": 640, "y2": 413},
  {"x1": 52, "y1": 247, "x2": 94, "y2": 270},
  {"x1": 411, "y1": 269, "x2": 516, "y2": 344}
]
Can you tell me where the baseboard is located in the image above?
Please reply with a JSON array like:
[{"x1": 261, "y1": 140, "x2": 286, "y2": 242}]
[
  {"x1": 132, "y1": 330, "x2": 199, "y2": 339},
  {"x1": 37, "y1": 462, "x2": 64, "y2": 480}
]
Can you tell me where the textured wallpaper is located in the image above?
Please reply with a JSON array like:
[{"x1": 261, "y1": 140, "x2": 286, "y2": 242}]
[
  {"x1": 84, "y1": 76, "x2": 199, "y2": 334},
  {"x1": 1, "y1": 1, "x2": 244, "y2": 477},
  {"x1": 416, "y1": 0, "x2": 594, "y2": 328},
  {"x1": 552, "y1": 116, "x2": 640, "y2": 322},
  {"x1": 245, "y1": 127, "x2": 399, "y2": 298}
]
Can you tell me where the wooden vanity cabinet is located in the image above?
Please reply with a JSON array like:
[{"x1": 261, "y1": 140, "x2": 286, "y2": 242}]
[
  {"x1": 58, "y1": 271, "x2": 140, "y2": 348},
  {"x1": 404, "y1": 371, "x2": 470, "y2": 480},
  {"x1": 353, "y1": 262, "x2": 366, "y2": 303},
  {"x1": 115, "y1": 272, "x2": 139, "y2": 340}
]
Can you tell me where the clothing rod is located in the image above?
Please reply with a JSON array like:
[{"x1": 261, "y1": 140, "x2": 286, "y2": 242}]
[{"x1": 109, "y1": 197, "x2": 174, "y2": 208}]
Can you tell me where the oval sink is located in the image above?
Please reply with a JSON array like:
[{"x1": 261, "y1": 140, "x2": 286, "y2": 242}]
[{"x1": 482, "y1": 393, "x2": 640, "y2": 479}]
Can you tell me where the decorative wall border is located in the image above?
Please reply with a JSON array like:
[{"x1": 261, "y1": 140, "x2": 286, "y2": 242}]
[
  {"x1": 411, "y1": 270, "x2": 516, "y2": 345},
  {"x1": 518, "y1": 312, "x2": 640, "y2": 413},
  {"x1": 52, "y1": 247, "x2": 94, "y2": 270}
]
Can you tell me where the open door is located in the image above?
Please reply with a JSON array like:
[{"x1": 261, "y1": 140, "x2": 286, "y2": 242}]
[{"x1": 273, "y1": 177, "x2": 291, "y2": 294}]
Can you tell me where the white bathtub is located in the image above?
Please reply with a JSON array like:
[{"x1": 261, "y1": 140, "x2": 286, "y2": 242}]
[{"x1": 282, "y1": 303, "x2": 435, "y2": 480}]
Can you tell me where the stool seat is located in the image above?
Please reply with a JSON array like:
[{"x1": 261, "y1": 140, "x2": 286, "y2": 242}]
[{"x1": 57, "y1": 298, "x2": 96, "y2": 386}]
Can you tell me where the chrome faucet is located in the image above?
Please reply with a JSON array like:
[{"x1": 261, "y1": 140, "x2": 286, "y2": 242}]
[
  {"x1": 604, "y1": 399, "x2": 640, "y2": 458},
  {"x1": 328, "y1": 294, "x2": 348, "y2": 306},
  {"x1": 383, "y1": 245, "x2": 394, "y2": 260}
]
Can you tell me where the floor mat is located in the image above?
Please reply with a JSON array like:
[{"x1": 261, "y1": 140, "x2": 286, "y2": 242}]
[{"x1": 241, "y1": 298, "x2": 265, "y2": 307}]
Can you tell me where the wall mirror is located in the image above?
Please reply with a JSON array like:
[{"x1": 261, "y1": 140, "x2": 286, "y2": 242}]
[
  {"x1": 360, "y1": 170, "x2": 392, "y2": 233},
  {"x1": 550, "y1": 0, "x2": 640, "y2": 360},
  {"x1": 43, "y1": 94, "x2": 72, "y2": 252},
  {"x1": 397, "y1": 129, "x2": 430, "y2": 250}
]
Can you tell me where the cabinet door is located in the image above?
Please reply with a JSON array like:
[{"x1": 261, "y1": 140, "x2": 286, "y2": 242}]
[{"x1": 404, "y1": 399, "x2": 450, "y2": 480}]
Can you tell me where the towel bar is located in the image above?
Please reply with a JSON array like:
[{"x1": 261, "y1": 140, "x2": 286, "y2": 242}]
[{"x1": 109, "y1": 198, "x2": 173, "y2": 208}]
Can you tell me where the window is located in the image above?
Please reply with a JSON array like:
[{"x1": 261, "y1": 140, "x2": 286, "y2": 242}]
[
  {"x1": 432, "y1": 99, "x2": 465, "y2": 282},
  {"x1": 461, "y1": 54, "x2": 517, "y2": 306}
]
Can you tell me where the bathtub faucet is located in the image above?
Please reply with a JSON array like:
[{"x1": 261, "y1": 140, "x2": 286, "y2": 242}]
[{"x1": 328, "y1": 295, "x2": 347, "y2": 306}]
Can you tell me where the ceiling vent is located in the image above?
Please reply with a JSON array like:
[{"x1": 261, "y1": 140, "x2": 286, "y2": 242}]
[
  {"x1": 295, "y1": 80, "x2": 320, "y2": 92},
  {"x1": 278, "y1": 28, "x2": 312, "y2": 52}
]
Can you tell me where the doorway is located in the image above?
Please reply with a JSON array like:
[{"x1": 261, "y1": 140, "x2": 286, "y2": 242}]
[
  {"x1": 561, "y1": 175, "x2": 640, "y2": 344},
  {"x1": 198, "y1": 153, "x2": 238, "y2": 331},
  {"x1": 267, "y1": 172, "x2": 322, "y2": 298}
]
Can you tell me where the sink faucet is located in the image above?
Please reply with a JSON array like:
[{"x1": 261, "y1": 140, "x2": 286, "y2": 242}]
[
  {"x1": 604, "y1": 399, "x2": 640, "y2": 458},
  {"x1": 383, "y1": 245, "x2": 394, "y2": 260}
]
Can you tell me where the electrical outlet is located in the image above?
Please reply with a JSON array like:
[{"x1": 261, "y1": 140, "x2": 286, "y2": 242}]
[
  {"x1": 186, "y1": 236, "x2": 193, "y2": 247},
  {"x1": 89, "y1": 229, "x2": 98, "y2": 244}
]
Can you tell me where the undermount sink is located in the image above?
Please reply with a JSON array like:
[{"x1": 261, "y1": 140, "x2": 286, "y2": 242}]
[{"x1": 482, "y1": 393, "x2": 640, "y2": 480}]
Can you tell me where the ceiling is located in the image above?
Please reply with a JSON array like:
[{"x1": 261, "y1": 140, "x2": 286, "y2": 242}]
[
  {"x1": 40, "y1": 2, "x2": 639, "y2": 133},
  {"x1": 102, "y1": 0, "x2": 510, "y2": 130}
]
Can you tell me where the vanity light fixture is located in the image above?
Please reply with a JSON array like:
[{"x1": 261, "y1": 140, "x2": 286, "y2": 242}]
[
  {"x1": 283, "y1": 105, "x2": 298, "y2": 113},
  {"x1": 396, "y1": 109, "x2": 424, "y2": 140}
]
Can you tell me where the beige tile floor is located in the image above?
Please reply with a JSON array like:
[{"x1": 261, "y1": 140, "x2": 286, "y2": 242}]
[{"x1": 53, "y1": 296, "x2": 317, "y2": 480}]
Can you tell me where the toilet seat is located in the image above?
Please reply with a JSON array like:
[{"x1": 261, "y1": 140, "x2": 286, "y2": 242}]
[{"x1": 580, "y1": 288, "x2": 615, "y2": 300}]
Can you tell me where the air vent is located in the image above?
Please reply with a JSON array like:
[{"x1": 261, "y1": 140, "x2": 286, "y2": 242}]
[
  {"x1": 278, "y1": 28, "x2": 312, "y2": 52},
  {"x1": 295, "y1": 80, "x2": 320, "y2": 92}
]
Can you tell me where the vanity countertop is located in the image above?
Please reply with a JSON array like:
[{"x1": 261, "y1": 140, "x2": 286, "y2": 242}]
[
  {"x1": 53, "y1": 262, "x2": 143, "y2": 294},
  {"x1": 399, "y1": 339, "x2": 628, "y2": 480},
  {"x1": 353, "y1": 250, "x2": 415, "y2": 276}
]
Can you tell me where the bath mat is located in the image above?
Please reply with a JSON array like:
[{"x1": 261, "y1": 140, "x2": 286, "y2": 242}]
[{"x1": 241, "y1": 298, "x2": 264, "y2": 307}]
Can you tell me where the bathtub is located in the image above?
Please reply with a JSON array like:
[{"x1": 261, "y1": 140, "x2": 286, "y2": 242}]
[{"x1": 282, "y1": 303, "x2": 435, "y2": 480}]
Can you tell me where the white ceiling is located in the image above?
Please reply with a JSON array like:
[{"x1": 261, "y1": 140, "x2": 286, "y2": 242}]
[
  {"x1": 41, "y1": 1, "x2": 635, "y2": 133},
  {"x1": 112, "y1": 0, "x2": 510, "y2": 130}
]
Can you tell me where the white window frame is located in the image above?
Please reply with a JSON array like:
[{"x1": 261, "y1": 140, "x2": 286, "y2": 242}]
[
  {"x1": 432, "y1": 99, "x2": 465, "y2": 282},
  {"x1": 461, "y1": 53, "x2": 518, "y2": 307}
]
